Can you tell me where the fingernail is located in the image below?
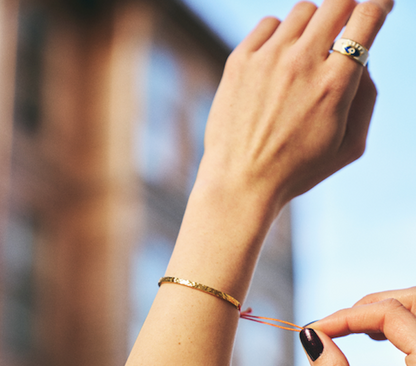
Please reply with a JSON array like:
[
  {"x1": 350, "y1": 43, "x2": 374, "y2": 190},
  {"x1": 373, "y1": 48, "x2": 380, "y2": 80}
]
[{"x1": 300, "y1": 328, "x2": 324, "y2": 362}]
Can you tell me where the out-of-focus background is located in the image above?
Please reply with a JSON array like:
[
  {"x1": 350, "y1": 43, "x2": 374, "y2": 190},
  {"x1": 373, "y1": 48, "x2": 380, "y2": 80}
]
[{"x1": 0, "y1": 0, "x2": 414, "y2": 365}]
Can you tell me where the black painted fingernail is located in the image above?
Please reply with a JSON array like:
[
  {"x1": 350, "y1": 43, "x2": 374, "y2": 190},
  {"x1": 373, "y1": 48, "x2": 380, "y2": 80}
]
[{"x1": 300, "y1": 328, "x2": 324, "y2": 362}]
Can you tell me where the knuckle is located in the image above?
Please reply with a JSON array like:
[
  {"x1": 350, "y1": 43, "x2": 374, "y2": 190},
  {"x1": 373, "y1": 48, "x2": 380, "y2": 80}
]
[
  {"x1": 355, "y1": 1, "x2": 387, "y2": 25},
  {"x1": 382, "y1": 298, "x2": 405, "y2": 312}
]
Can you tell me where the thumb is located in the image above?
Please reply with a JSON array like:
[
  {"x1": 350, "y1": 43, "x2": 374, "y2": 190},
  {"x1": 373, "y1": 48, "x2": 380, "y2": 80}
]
[{"x1": 300, "y1": 328, "x2": 349, "y2": 366}]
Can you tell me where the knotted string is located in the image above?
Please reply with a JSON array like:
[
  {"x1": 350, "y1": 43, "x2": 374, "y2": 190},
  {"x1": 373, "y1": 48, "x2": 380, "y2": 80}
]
[{"x1": 240, "y1": 308, "x2": 304, "y2": 332}]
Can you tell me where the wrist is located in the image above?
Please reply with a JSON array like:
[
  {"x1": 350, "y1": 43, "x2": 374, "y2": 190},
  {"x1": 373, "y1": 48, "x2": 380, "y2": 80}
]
[
  {"x1": 192, "y1": 155, "x2": 288, "y2": 221},
  {"x1": 165, "y1": 160, "x2": 285, "y2": 302}
]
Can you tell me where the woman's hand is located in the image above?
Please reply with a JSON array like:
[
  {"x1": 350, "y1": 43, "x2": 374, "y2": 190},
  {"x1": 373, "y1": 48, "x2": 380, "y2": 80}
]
[
  {"x1": 300, "y1": 287, "x2": 416, "y2": 365},
  {"x1": 352, "y1": 286, "x2": 416, "y2": 341},
  {"x1": 197, "y1": 0, "x2": 394, "y2": 217}
]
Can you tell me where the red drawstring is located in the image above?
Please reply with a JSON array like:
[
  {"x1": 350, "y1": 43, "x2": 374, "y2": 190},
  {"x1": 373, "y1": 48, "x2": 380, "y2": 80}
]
[{"x1": 240, "y1": 308, "x2": 304, "y2": 332}]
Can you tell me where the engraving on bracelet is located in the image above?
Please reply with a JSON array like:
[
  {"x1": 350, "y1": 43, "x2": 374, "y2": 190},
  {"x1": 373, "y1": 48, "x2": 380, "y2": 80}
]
[{"x1": 158, "y1": 276, "x2": 241, "y2": 310}]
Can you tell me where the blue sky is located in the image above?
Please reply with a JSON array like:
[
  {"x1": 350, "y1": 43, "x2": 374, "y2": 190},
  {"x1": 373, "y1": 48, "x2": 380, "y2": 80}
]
[{"x1": 182, "y1": 0, "x2": 416, "y2": 365}]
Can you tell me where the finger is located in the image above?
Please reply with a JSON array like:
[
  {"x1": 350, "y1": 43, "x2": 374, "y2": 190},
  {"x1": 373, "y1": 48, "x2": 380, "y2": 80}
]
[
  {"x1": 356, "y1": 287, "x2": 416, "y2": 342},
  {"x1": 328, "y1": 0, "x2": 394, "y2": 69},
  {"x1": 264, "y1": 2, "x2": 317, "y2": 49},
  {"x1": 236, "y1": 17, "x2": 281, "y2": 53},
  {"x1": 298, "y1": 0, "x2": 357, "y2": 58},
  {"x1": 353, "y1": 286, "x2": 415, "y2": 343},
  {"x1": 342, "y1": 0, "x2": 394, "y2": 49},
  {"x1": 313, "y1": 299, "x2": 416, "y2": 362},
  {"x1": 338, "y1": 67, "x2": 377, "y2": 166},
  {"x1": 354, "y1": 287, "x2": 416, "y2": 312},
  {"x1": 300, "y1": 328, "x2": 349, "y2": 365}
]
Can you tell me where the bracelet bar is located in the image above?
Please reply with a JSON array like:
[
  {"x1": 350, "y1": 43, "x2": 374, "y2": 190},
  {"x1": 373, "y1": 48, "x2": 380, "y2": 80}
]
[{"x1": 158, "y1": 276, "x2": 241, "y2": 311}]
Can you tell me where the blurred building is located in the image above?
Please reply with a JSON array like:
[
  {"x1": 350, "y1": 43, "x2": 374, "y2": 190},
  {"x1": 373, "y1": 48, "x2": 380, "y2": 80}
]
[{"x1": 0, "y1": 0, "x2": 295, "y2": 365}]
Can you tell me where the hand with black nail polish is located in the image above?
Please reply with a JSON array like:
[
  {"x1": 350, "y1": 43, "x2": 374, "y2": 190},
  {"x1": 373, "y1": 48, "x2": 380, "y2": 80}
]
[{"x1": 309, "y1": 287, "x2": 416, "y2": 366}]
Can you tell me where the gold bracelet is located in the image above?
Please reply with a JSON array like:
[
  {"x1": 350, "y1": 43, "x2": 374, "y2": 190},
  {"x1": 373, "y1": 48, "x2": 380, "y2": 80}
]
[{"x1": 158, "y1": 276, "x2": 241, "y2": 310}]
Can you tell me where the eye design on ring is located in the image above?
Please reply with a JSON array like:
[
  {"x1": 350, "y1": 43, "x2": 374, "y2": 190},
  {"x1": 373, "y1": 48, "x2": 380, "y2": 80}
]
[
  {"x1": 342, "y1": 45, "x2": 361, "y2": 57},
  {"x1": 331, "y1": 38, "x2": 368, "y2": 66}
]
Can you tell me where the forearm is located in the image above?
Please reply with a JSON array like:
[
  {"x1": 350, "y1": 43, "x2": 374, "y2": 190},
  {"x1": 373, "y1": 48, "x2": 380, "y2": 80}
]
[{"x1": 126, "y1": 169, "x2": 281, "y2": 365}]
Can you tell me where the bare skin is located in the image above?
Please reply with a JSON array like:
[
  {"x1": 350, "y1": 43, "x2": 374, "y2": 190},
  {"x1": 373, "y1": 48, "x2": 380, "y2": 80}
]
[{"x1": 125, "y1": 0, "x2": 394, "y2": 365}]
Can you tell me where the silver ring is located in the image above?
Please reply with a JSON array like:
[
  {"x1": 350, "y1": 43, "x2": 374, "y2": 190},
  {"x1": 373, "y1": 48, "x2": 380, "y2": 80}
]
[{"x1": 331, "y1": 38, "x2": 369, "y2": 66}]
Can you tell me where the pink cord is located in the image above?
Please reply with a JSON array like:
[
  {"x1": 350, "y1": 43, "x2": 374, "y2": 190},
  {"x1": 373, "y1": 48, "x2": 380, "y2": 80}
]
[{"x1": 240, "y1": 308, "x2": 304, "y2": 332}]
